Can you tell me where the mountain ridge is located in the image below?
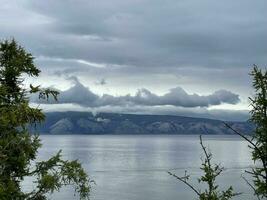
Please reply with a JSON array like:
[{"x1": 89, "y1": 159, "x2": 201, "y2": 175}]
[{"x1": 35, "y1": 112, "x2": 254, "y2": 135}]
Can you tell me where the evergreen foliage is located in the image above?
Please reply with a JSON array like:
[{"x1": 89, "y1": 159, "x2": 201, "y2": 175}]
[
  {"x1": 249, "y1": 66, "x2": 267, "y2": 198},
  {"x1": 226, "y1": 65, "x2": 267, "y2": 199},
  {"x1": 0, "y1": 39, "x2": 91, "y2": 200}
]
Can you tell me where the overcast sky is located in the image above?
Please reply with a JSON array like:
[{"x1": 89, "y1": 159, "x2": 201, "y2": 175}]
[{"x1": 1, "y1": 0, "x2": 266, "y2": 121}]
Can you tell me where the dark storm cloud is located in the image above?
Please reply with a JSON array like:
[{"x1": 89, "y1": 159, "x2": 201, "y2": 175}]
[{"x1": 32, "y1": 77, "x2": 240, "y2": 108}]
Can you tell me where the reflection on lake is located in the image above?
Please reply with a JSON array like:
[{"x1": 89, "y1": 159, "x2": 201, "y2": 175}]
[{"x1": 25, "y1": 135, "x2": 256, "y2": 200}]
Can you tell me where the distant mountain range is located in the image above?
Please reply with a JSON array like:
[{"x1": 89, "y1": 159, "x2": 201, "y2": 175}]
[{"x1": 33, "y1": 112, "x2": 254, "y2": 135}]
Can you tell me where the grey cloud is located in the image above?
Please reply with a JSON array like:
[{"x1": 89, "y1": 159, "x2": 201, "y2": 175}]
[
  {"x1": 33, "y1": 77, "x2": 240, "y2": 108},
  {"x1": 97, "y1": 87, "x2": 240, "y2": 107},
  {"x1": 35, "y1": 103, "x2": 249, "y2": 122},
  {"x1": 95, "y1": 78, "x2": 107, "y2": 86},
  {"x1": 91, "y1": 106, "x2": 249, "y2": 122},
  {"x1": 1, "y1": 0, "x2": 265, "y2": 121},
  {"x1": 59, "y1": 79, "x2": 99, "y2": 104},
  {"x1": 30, "y1": 0, "x2": 267, "y2": 69},
  {"x1": 1, "y1": 0, "x2": 266, "y2": 70}
]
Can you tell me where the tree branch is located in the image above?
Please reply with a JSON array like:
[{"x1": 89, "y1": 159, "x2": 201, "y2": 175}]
[{"x1": 167, "y1": 171, "x2": 201, "y2": 196}]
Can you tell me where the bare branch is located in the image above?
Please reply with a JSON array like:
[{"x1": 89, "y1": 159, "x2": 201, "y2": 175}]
[
  {"x1": 241, "y1": 175, "x2": 260, "y2": 200},
  {"x1": 224, "y1": 122, "x2": 267, "y2": 180},
  {"x1": 167, "y1": 171, "x2": 201, "y2": 196}
]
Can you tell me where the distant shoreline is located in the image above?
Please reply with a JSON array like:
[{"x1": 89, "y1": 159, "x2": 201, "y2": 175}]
[{"x1": 32, "y1": 111, "x2": 254, "y2": 135}]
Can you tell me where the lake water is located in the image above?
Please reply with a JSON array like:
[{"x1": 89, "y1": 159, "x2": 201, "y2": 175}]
[{"x1": 25, "y1": 135, "x2": 257, "y2": 200}]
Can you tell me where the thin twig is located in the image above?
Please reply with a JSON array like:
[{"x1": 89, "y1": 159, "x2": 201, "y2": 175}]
[
  {"x1": 168, "y1": 171, "x2": 201, "y2": 196},
  {"x1": 241, "y1": 175, "x2": 260, "y2": 200},
  {"x1": 223, "y1": 122, "x2": 267, "y2": 174}
]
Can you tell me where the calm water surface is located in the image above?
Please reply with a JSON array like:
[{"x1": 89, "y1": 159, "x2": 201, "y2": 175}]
[{"x1": 26, "y1": 135, "x2": 256, "y2": 200}]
